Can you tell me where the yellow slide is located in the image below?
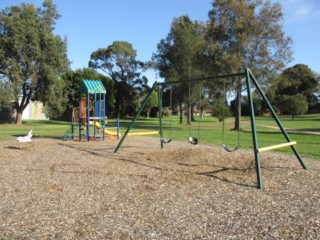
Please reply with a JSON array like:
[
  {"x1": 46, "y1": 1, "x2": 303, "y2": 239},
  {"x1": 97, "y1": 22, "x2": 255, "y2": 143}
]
[
  {"x1": 105, "y1": 129, "x2": 120, "y2": 136},
  {"x1": 89, "y1": 121, "x2": 102, "y2": 130},
  {"x1": 89, "y1": 121, "x2": 119, "y2": 137},
  {"x1": 89, "y1": 121, "x2": 158, "y2": 137}
]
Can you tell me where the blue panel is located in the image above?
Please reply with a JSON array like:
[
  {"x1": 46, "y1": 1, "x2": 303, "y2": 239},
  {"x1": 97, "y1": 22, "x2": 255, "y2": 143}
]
[{"x1": 94, "y1": 100, "x2": 105, "y2": 117}]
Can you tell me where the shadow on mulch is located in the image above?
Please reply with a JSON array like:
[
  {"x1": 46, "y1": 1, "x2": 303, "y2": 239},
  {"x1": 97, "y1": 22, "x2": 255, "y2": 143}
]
[
  {"x1": 5, "y1": 143, "x2": 35, "y2": 150},
  {"x1": 57, "y1": 141, "x2": 306, "y2": 190}
]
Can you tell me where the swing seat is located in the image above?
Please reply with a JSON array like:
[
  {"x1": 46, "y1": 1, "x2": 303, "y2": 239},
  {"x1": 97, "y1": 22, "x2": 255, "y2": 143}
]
[
  {"x1": 161, "y1": 138, "x2": 172, "y2": 144},
  {"x1": 189, "y1": 136, "x2": 198, "y2": 145},
  {"x1": 222, "y1": 144, "x2": 239, "y2": 152}
]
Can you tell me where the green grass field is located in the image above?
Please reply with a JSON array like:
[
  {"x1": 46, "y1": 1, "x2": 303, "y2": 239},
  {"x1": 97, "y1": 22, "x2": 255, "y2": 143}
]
[{"x1": 1, "y1": 114, "x2": 319, "y2": 159}]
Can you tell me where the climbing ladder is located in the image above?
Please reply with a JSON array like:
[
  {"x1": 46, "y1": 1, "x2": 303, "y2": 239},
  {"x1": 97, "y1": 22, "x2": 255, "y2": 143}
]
[{"x1": 61, "y1": 125, "x2": 79, "y2": 141}]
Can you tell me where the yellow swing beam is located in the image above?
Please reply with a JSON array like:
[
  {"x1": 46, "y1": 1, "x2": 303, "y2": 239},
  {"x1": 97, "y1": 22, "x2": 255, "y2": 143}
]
[{"x1": 257, "y1": 141, "x2": 297, "y2": 153}]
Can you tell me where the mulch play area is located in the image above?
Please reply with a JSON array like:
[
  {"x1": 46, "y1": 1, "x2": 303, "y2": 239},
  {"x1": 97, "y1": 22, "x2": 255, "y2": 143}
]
[{"x1": 0, "y1": 137, "x2": 319, "y2": 239}]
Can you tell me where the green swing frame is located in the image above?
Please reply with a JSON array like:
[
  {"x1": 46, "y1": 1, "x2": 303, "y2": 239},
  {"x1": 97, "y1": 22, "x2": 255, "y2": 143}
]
[{"x1": 113, "y1": 69, "x2": 307, "y2": 189}]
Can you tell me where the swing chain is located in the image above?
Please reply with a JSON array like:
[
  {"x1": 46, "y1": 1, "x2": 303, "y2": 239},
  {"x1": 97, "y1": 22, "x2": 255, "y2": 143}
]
[{"x1": 221, "y1": 78, "x2": 240, "y2": 152}]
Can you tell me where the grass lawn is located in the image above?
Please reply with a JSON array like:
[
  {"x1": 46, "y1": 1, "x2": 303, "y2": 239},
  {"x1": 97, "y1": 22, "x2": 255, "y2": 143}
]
[
  {"x1": 1, "y1": 114, "x2": 319, "y2": 159},
  {"x1": 0, "y1": 120, "x2": 70, "y2": 139}
]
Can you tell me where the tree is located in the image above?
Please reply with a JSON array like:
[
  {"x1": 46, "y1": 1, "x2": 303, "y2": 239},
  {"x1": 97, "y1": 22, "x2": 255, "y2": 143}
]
[
  {"x1": 213, "y1": 102, "x2": 231, "y2": 122},
  {"x1": 144, "y1": 91, "x2": 158, "y2": 118},
  {"x1": 0, "y1": 0, "x2": 69, "y2": 124},
  {"x1": 153, "y1": 15, "x2": 205, "y2": 124},
  {"x1": 0, "y1": 79, "x2": 13, "y2": 121},
  {"x1": 205, "y1": 0, "x2": 293, "y2": 130},
  {"x1": 272, "y1": 64, "x2": 318, "y2": 113},
  {"x1": 279, "y1": 94, "x2": 308, "y2": 119},
  {"x1": 316, "y1": 74, "x2": 320, "y2": 109},
  {"x1": 89, "y1": 41, "x2": 147, "y2": 117},
  {"x1": 43, "y1": 76, "x2": 68, "y2": 119}
]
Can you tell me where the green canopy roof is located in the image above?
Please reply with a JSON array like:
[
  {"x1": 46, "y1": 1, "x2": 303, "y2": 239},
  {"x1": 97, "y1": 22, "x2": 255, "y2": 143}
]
[{"x1": 80, "y1": 79, "x2": 106, "y2": 94}]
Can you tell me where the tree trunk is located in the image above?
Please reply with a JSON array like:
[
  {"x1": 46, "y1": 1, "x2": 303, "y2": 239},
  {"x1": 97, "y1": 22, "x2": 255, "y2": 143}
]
[
  {"x1": 233, "y1": 87, "x2": 241, "y2": 131},
  {"x1": 260, "y1": 101, "x2": 264, "y2": 116},
  {"x1": 188, "y1": 105, "x2": 192, "y2": 125},
  {"x1": 179, "y1": 102, "x2": 183, "y2": 124},
  {"x1": 307, "y1": 97, "x2": 311, "y2": 114},
  {"x1": 15, "y1": 97, "x2": 31, "y2": 125},
  {"x1": 116, "y1": 83, "x2": 123, "y2": 118},
  {"x1": 16, "y1": 110, "x2": 23, "y2": 125},
  {"x1": 200, "y1": 106, "x2": 204, "y2": 119},
  {"x1": 191, "y1": 104, "x2": 195, "y2": 121},
  {"x1": 14, "y1": 84, "x2": 32, "y2": 125}
]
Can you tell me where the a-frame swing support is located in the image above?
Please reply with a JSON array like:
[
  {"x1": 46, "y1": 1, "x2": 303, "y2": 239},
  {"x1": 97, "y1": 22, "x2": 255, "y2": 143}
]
[
  {"x1": 113, "y1": 69, "x2": 307, "y2": 189},
  {"x1": 245, "y1": 69, "x2": 307, "y2": 189}
]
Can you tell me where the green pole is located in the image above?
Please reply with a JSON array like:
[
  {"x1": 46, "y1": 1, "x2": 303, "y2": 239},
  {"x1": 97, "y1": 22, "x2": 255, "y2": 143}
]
[
  {"x1": 245, "y1": 69, "x2": 263, "y2": 189},
  {"x1": 79, "y1": 93, "x2": 82, "y2": 141},
  {"x1": 114, "y1": 81, "x2": 158, "y2": 153},
  {"x1": 158, "y1": 85, "x2": 164, "y2": 149},
  {"x1": 248, "y1": 70, "x2": 307, "y2": 170}
]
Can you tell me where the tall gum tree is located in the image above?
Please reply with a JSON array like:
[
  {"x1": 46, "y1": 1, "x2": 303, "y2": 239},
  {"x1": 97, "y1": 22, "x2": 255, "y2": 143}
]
[
  {"x1": 89, "y1": 41, "x2": 146, "y2": 117},
  {"x1": 0, "y1": 0, "x2": 69, "y2": 124},
  {"x1": 205, "y1": 0, "x2": 293, "y2": 130},
  {"x1": 153, "y1": 15, "x2": 205, "y2": 124}
]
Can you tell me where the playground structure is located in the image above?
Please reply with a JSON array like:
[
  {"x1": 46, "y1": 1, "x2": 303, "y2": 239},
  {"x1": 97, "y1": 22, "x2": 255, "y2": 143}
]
[
  {"x1": 114, "y1": 68, "x2": 308, "y2": 189},
  {"x1": 62, "y1": 79, "x2": 158, "y2": 141},
  {"x1": 78, "y1": 79, "x2": 106, "y2": 141},
  {"x1": 67, "y1": 79, "x2": 119, "y2": 141}
]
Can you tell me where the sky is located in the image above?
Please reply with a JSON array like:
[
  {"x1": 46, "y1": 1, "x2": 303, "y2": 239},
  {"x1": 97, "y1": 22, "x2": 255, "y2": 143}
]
[{"x1": 1, "y1": 0, "x2": 319, "y2": 83}]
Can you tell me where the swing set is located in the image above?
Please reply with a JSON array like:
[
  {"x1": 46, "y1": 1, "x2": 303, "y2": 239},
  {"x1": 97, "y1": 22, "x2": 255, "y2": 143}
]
[{"x1": 114, "y1": 69, "x2": 307, "y2": 189}]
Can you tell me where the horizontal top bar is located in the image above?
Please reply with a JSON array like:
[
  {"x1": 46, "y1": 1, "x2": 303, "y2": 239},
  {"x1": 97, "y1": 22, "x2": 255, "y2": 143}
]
[{"x1": 156, "y1": 72, "x2": 246, "y2": 86}]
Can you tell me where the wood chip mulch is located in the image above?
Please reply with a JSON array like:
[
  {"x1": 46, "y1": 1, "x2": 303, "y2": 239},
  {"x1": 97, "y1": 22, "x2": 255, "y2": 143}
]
[{"x1": 0, "y1": 137, "x2": 319, "y2": 239}]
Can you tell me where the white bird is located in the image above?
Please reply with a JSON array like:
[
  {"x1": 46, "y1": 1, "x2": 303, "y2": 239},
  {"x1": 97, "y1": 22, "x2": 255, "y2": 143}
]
[{"x1": 17, "y1": 130, "x2": 33, "y2": 143}]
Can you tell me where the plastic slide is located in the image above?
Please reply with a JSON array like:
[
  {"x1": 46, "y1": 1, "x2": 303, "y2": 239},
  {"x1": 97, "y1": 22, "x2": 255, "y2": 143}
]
[
  {"x1": 89, "y1": 120, "x2": 101, "y2": 130},
  {"x1": 89, "y1": 121, "x2": 158, "y2": 137},
  {"x1": 89, "y1": 121, "x2": 119, "y2": 136}
]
